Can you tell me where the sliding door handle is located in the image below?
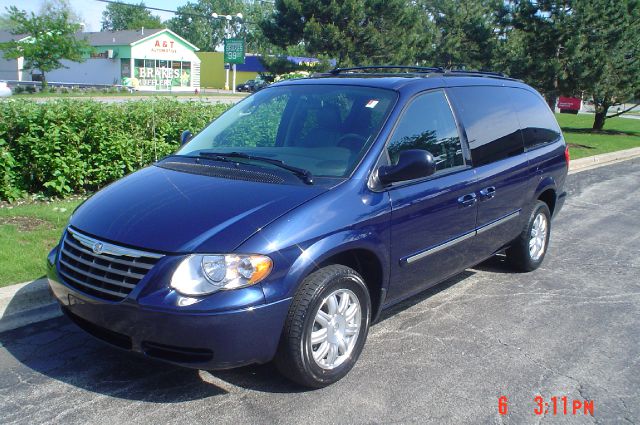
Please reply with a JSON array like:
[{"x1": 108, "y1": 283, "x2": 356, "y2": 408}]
[
  {"x1": 479, "y1": 186, "x2": 496, "y2": 199},
  {"x1": 458, "y1": 193, "x2": 477, "y2": 207}
]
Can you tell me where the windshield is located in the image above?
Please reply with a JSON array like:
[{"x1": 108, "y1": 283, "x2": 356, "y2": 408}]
[{"x1": 177, "y1": 84, "x2": 397, "y2": 177}]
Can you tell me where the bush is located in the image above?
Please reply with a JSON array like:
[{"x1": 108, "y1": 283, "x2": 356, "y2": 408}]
[{"x1": 0, "y1": 98, "x2": 230, "y2": 201}]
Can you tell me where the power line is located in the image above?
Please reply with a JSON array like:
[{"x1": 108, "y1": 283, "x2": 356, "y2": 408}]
[
  {"x1": 94, "y1": 0, "x2": 271, "y2": 23},
  {"x1": 96, "y1": 0, "x2": 198, "y2": 17}
]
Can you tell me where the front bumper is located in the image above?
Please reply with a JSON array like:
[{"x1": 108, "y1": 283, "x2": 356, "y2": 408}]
[{"x1": 47, "y1": 251, "x2": 291, "y2": 370}]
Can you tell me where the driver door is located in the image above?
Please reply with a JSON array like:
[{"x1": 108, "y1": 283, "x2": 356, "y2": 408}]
[{"x1": 385, "y1": 90, "x2": 478, "y2": 302}]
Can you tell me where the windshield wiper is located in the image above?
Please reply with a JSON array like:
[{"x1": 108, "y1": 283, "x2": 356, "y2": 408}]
[{"x1": 198, "y1": 151, "x2": 314, "y2": 185}]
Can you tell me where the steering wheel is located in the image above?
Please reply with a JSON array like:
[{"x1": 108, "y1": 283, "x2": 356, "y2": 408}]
[{"x1": 337, "y1": 133, "x2": 368, "y2": 149}]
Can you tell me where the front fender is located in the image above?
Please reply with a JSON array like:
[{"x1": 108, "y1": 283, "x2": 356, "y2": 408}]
[
  {"x1": 237, "y1": 180, "x2": 392, "y2": 305},
  {"x1": 267, "y1": 231, "x2": 391, "y2": 303}
]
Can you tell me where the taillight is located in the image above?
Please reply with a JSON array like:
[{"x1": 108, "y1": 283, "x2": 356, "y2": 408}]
[{"x1": 564, "y1": 146, "x2": 570, "y2": 166}]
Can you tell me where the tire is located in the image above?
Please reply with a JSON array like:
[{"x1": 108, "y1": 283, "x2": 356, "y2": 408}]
[
  {"x1": 506, "y1": 200, "x2": 551, "y2": 272},
  {"x1": 275, "y1": 264, "x2": 371, "y2": 388}
]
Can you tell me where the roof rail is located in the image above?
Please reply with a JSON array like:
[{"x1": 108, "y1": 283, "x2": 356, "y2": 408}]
[
  {"x1": 445, "y1": 69, "x2": 508, "y2": 78},
  {"x1": 329, "y1": 66, "x2": 444, "y2": 75},
  {"x1": 313, "y1": 65, "x2": 517, "y2": 81}
]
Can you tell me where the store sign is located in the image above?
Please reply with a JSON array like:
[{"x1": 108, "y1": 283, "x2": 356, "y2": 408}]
[
  {"x1": 224, "y1": 38, "x2": 245, "y2": 64},
  {"x1": 151, "y1": 39, "x2": 178, "y2": 54},
  {"x1": 132, "y1": 67, "x2": 191, "y2": 88}
]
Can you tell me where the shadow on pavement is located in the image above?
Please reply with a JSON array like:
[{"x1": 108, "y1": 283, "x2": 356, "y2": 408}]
[
  {"x1": 471, "y1": 254, "x2": 516, "y2": 274},
  {"x1": 377, "y1": 270, "x2": 476, "y2": 322},
  {"x1": 0, "y1": 315, "x2": 232, "y2": 401},
  {"x1": 0, "y1": 261, "x2": 510, "y2": 399},
  {"x1": 0, "y1": 311, "x2": 313, "y2": 400}
]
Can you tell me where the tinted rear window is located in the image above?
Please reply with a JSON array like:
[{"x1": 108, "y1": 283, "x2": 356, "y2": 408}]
[
  {"x1": 449, "y1": 86, "x2": 524, "y2": 166},
  {"x1": 509, "y1": 88, "x2": 561, "y2": 149}
]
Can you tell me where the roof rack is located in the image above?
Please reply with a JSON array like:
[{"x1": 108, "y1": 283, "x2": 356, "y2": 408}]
[
  {"x1": 321, "y1": 66, "x2": 515, "y2": 81},
  {"x1": 329, "y1": 66, "x2": 445, "y2": 75},
  {"x1": 445, "y1": 69, "x2": 508, "y2": 78}
]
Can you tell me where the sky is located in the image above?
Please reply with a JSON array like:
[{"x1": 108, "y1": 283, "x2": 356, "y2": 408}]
[{"x1": 0, "y1": 0, "x2": 194, "y2": 31}]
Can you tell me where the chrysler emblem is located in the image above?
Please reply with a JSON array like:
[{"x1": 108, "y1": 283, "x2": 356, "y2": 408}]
[{"x1": 92, "y1": 242, "x2": 104, "y2": 255}]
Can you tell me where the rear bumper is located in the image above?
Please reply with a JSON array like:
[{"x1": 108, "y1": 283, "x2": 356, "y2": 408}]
[{"x1": 47, "y1": 254, "x2": 291, "y2": 370}]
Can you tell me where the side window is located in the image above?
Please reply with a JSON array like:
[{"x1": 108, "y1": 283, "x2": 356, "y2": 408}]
[
  {"x1": 450, "y1": 86, "x2": 524, "y2": 166},
  {"x1": 509, "y1": 88, "x2": 561, "y2": 149},
  {"x1": 387, "y1": 90, "x2": 464, "y2": 174}
]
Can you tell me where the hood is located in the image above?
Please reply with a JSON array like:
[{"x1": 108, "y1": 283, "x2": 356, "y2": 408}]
[{"x1": 69, "y1": 165, "x2": 327, "y2": 253}]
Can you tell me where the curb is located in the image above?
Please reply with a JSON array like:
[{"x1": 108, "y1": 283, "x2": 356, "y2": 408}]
[
  {"x1": 1, "y1": 147, "x2": 639, "y2": 333},
  {"x1": 0, "y1": 278, "x2": 61, "y2": 334},
  {"x1": 568, "y1": 147, "x2": 640, "y2": 174}
]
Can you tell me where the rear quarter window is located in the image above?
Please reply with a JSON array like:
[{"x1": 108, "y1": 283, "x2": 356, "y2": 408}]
[
  {"x1": 508, "y1": 88, "x2": 562, "y2": 149},
  {"x1": 449, "y1": 86, "x2": 524, "y2": 166}
]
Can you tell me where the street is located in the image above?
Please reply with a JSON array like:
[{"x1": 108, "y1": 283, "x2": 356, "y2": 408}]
[{"x1": 1, "y1": 159, "x2": 639, "y2": 424}]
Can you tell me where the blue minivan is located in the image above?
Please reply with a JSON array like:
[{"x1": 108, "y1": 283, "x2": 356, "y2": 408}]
[{"x1": 47, "y1": 67, "x2": 568, "y2": 387}]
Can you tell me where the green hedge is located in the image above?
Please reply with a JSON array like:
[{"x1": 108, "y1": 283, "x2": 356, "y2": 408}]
[{"x1": 0, "y1": 99, "x2": 230, "y2": 201}]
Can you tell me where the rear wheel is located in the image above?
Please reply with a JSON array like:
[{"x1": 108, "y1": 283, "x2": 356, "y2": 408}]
[
  {"x1": 275, "y1": 265, "x2": 371, "y2": 388},
  {"x1": 506, "y1": 201, "x2": 551, "y2": 271}
]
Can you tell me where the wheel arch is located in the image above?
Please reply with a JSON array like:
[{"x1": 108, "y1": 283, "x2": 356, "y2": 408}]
[
  {"x1": 534, "y1": 177, "x2": 558, "y2": 217},
  {"x1": 316, "y1": 248, "x2": 385, "y2": 322},
  {"x1": 279, "y1": 233, "x2": 390, "y2": 322}
]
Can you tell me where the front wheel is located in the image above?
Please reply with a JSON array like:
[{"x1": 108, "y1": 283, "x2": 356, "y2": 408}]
[
  {"x1": 506, "y1": 200, "x2": 551, "y2": 271},
  {"x1": 275, "y1": 265, "x2": 371, "y2": 388}
]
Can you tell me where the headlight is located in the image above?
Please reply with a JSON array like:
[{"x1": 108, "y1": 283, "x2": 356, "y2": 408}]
[{"x1": 170, "y1": 254, "x2": 272, "y2": 296}]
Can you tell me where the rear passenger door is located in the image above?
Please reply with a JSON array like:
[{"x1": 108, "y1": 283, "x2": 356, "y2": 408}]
[
  {"x1": 448, "y1": 86, "x2": 530, "y2": 261},
  {"x1": 385, "y1": 90, "x2": 477, "y2": 302}
]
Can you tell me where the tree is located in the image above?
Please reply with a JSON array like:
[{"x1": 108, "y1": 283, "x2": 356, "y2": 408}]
[
  {"x1": 419, "y1": 0, "x2": 501, "y2": 70},
  {"x1": 166, "y1": 0, "x2": 264, "y2": 52},
  {"x1": 568, "y1": 0, "x2": 640, "y2": 130},
  {"x1": 39, "y1": 0, "x2": 83, "y2": 25},
  {"x1": 495, "y1": 1, "x2": 574, "y2": 109},
  {"x1": 101, "y1": 1, "x2": 162, "y2": 31},
  {"x1": 260, "y1": 0, "x2": 427, "y2": 66},
  {"x1": 0, "y1": 12, "x2": 17, "y2": 31},
  {"x1": 0, "y1": 6, "x2": 90, "y2": 88}
]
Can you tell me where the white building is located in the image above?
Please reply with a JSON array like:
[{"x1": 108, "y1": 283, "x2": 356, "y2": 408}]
[{"x1": 0, "y1": 31, "x2": 28, "y2": 81}]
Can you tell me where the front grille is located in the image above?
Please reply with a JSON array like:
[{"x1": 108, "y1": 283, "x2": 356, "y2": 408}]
[{"x1": 58, "y1": 228, "x2": 163, "y2": 302}]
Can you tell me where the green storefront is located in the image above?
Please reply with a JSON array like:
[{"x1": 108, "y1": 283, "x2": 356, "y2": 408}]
[{"x1": 89, "y1": 28, "x2": 201, "y2": 92}]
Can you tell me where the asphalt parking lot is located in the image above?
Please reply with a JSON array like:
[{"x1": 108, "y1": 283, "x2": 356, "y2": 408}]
[{"x1": 1, "y1": 159, "x2": 638, "y2": 424}]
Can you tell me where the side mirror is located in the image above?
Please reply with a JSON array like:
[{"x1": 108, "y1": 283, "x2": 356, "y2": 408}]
[
  {"x1": 378, "y1": 149, "x2": 436, "y2": 185},
  {"x1": 180, "y1": 130, "x2": 193, "y2": 146}
]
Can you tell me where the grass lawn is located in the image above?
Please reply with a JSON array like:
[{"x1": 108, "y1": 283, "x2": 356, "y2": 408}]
[
  {"x1": 556, "y1": 113, "x2": 640, "y2": 159},
  {"x1": 0, "y1": 199, "x2": 82, "y2": 287}
]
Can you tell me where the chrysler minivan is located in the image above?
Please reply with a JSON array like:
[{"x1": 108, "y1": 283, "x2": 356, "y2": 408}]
[{"x1": 47, "y1": 66, "x2": 568, "y2": 388}]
